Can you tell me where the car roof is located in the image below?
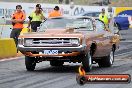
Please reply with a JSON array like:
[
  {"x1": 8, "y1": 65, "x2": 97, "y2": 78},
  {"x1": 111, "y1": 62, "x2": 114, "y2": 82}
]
[{"x1": 76, "y1": 11, "x2": 101, "y2": 16}]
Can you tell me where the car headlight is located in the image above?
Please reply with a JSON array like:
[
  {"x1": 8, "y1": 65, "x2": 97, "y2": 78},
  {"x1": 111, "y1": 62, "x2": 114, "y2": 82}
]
[
  {"x1": 25, "y1": 39, "x2": 33, "y2": 46},
  {"x1": 70, "y1": 39, "x2": 79, "y2": 45},
  {"x1": 18, "y1": 38, "x2": 24, "y2": 45}
]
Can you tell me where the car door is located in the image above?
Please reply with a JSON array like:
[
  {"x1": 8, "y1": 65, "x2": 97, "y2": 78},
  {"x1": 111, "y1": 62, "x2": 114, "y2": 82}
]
[{"x1": 93, "y1": 20, "x2": 112, "y2": 57}]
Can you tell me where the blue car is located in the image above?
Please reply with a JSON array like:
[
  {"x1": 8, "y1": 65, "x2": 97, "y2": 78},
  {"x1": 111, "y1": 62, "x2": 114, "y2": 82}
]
[{"x1": 114, "y1": 10, "x2": 132, "y2": 30}]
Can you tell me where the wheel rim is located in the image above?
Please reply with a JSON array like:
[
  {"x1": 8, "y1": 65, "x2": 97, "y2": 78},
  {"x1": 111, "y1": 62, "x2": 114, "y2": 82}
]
[{"x1": 110, "y1": 51, "x2": 114, "y2": 64}]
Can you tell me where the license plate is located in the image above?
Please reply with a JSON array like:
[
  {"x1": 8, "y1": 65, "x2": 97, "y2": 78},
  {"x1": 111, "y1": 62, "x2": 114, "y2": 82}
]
[{"x1": 43, "y1": 50, "x2": 58, "y2": 55}]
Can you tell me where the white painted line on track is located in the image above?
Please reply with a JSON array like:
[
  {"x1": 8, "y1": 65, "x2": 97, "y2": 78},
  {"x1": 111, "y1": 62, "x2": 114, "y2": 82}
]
[{"x1": 0, "y1": 56, "x2": 24, "y2": 62}]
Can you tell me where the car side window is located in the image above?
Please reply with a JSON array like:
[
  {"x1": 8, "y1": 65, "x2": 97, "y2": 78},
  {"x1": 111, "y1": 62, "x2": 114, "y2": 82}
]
[{"x1": 95, "y1": 20, "x2": 105, "y2": 32}]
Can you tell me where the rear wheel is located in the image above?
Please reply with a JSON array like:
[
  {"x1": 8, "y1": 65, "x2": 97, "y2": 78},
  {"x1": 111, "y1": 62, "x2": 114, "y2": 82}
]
[
  {"x1": 25, "y1": 56, "x2": 36, "y2": 71},
  {"x1": 117, "y1": 23, "x2": 121, "y2": 30},
  {"x1": 82, "y1": 52, "x2": 92, "y2": 72},
  {"x1": 98, "y1": 50, "x2": 114, "y2": 67},
  {"x1": 50, "y1": 60, "x2": 64, "y2": 66}
]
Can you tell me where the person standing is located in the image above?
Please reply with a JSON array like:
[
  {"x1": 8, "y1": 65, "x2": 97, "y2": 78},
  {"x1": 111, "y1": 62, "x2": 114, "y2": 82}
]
[
  {"x1": 48, "y1": 6, "x2": 62, "y2": 18},
  {"x1": 27, "y1": 4, "x2": 45, "y2": 32},
  {"x1": 99, "y1": 8, "x2": 109, "y2": 25},
  {"x1": 10, "y1": 5, "x2": 26, "y2": 46},
  {"x1": 107, "y1": 6, "x2": 113, "y2": 21}
]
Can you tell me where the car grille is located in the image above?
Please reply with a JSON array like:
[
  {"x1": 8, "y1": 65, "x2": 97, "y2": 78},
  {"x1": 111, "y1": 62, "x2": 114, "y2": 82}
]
[{"x1": 24, "y1": 38, "x2": 79, "y2": 47}]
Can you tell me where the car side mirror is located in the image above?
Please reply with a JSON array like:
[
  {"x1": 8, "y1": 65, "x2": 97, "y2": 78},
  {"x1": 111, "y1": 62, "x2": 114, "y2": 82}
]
[{"x1": 104, "y1": 25, "x2": 109, "y2": 31}]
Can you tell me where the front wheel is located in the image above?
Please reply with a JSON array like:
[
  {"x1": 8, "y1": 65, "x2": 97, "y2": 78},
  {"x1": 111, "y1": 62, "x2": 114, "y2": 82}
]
[
  {"x1": 82, "y1": 52, "x2": 92, "y2": 72},
  {"x1": 98, "y1": 50, "x2": 114, "y2": 67},
  {"x1": 25, "y1": 56, "x2": 36, "y2": 71}
]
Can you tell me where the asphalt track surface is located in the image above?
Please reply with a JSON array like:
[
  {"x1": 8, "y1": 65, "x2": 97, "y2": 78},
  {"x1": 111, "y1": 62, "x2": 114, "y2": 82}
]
[{"x1": 0, "y1": 29, "x2": 132, "y2": 88}]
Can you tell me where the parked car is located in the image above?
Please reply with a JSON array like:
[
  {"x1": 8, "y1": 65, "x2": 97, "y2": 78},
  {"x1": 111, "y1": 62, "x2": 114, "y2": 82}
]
[
  {"x1": 114, "y1": 17, "x2": 129, "y2": 30},
  {"x1": 76, "y1": 11, "x2": 100, "y2": 17},
  {"x1": 76, "y1": 11, "x2": 128, "y2": 31},
  {"x1": 18, "y1": 17, "x2": 120, "y2": 72},
  {"x1": 114, "y1": 10, "x2": 132, "y2": 30}
]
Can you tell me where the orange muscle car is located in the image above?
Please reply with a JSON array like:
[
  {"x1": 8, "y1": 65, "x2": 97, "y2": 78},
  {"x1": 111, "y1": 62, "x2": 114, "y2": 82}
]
[{"x1": 18, "y1": 17, "x2": 120, "y2": 72}]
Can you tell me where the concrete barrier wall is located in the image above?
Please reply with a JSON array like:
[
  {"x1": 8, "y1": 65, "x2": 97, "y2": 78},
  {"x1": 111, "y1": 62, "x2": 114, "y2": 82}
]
[
  {"x1": 0, "y1": 38, "x2": 17, "y2": 59},
  {"x1": 0, "y1": 2, "x2": 110, "y2": 20}
]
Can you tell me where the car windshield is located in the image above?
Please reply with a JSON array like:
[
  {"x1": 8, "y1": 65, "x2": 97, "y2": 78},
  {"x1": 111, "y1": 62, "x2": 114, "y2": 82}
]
[
  {"x1": 38, "y1": 18, "x2": 94, "y2": 32},
  {"x1": 77, "y1": 12, "x2": 100, "y2": 17}
]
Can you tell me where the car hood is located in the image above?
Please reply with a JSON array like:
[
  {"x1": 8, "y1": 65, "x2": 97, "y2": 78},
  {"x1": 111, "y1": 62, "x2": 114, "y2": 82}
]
[{"x1": 19, "y1": 28, "x2": 84, "y2": 38}]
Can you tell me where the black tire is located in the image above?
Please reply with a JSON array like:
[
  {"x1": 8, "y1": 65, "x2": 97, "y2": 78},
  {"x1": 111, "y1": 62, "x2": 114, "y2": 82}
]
[
  {"x1": 117, "y1": 23, "x2": 121, "y2": 30},
  {"x1": 98, "y1": 50, "x2": 114, "y2": 67},
  {"x1": 25, "y1": 56, "x2": 36, "y2": 71},
  {"x1": 50, "y1": 60, "x2": 64, "y2": 66},
  {"x1": 82, "y1": 52, "x2": 92, "y2": 72}
]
